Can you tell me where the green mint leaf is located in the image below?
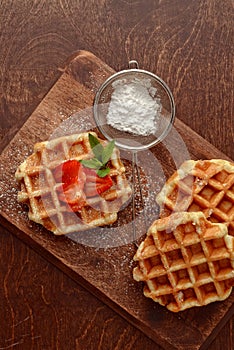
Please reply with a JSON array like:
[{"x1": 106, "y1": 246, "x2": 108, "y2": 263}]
[
  {"x1": 85, "y1": 134, "x2": 116, "y2": 175},
  {"x1": 93, "y1": 144, "x2": 104, "y2": 161},
  {"x1": 79, "y1": 158, "x2": 102, "y2": 169},
  {"x1": 89, "y1": 133, "x2": 104, "y2": 161},
  {"x1": 101, "y1": 140, "x2": 115, "y2": 164},
  {"x1": 97, "y1": 167, "x2": 110, "y2": 177},
  {"x1": 88, "y1": 133, "x2": 100, "y2": 148}
]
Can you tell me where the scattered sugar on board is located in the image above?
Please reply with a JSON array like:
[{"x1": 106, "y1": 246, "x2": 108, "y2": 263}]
[
  {"x1": 0, "y1": 141, "x2": 35, "y2": 225},
  {"x1": 106, "y1": 78, "x2": 162, "y2": 136},
  {"x1": 51, "y1": 113, "x2": 95, "y2": 138}
]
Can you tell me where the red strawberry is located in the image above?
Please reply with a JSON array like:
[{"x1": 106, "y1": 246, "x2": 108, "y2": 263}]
[
  {"x1": 83, "y1": 168, "x2": 104, "y2": 183},
  {"x1": 53, "y1": 160, "x2": 113, "y2": 210},
  {"x1": 84, "y1": 173, "x2": 113, "y2": 197},
  {"x1": 53, "y1": 160, "x2": 85, "y2": 190},
  {"x1": 58, "y1": 183, "x2": 86, "y2": 211},
  {"x1": 53, "y1": 160, "x2": 86, "y2": 211}
]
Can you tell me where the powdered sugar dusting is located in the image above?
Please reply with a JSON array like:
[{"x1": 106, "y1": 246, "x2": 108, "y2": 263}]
[
  {"x1": 0, "y1": 145, "x2": 38, "y2": 230},
  {"x1": 1, "y1": 108, "x2": 166, "y2": 249},
  {"x1": 106, "y1": 78, "x2": 162, "y2": 136}
]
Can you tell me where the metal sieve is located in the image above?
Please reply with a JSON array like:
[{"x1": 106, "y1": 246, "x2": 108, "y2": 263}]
[
  {"x1": 93, "y1": 60, "x2": 175, "y2": 151},
  {"x1": 93, "y1": 61, "x2": 175, "y2": 243}
]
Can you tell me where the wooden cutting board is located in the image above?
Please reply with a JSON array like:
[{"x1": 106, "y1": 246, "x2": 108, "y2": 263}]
[{"x1": 0, "y1": 50, "x2": 233, "y2": 350}]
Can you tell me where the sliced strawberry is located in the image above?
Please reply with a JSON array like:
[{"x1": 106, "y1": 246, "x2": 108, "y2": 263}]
[
  {"x1": 58, "y1": 183, "x2": 86, "y2": 211},
  {"x1": 53, "y1": 160, "x2": 86, "y2": 212},
  {"x1": 58, "y1": 183, "x2": 82, "y2": 203},
  {"x1": 53, "y1": 160, "x2": 85, "y2": 189},
  {"x1": 53, "y1": 160, "x2": 113, "y2": 209},
  {"x1": 83, "y1": 167, "x2": 104, "y2": 183},
  {"x1": 83, "y1": 167, "x2": 112, "y2": 183},
  {"x1": 84, "y1": 174, "x2": 113, "y2": 197}
]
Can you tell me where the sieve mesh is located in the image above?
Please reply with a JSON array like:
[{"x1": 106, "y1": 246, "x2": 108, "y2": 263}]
[{"x1": 93, "y1": 68, "x2": 175, "y2": 151}]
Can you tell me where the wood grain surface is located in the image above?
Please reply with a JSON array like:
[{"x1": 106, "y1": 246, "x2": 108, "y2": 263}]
[
  {"x1": 0, "y1": 0, "x2": 233, "y2": 158},
  {"x1": 0, "y1": 226, "x2": 158, "y2": 350},
  {"x1": 0, "y1": 50, "x2": 233, "y2": 350},
  {"x1": 0, "y1": 1, "x2": 233, "y2": 349}
]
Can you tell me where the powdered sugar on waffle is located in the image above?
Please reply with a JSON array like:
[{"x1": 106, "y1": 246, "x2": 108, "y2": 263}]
[{"x1": 133, "y1": 211, "x2": 234, "y2": 312}]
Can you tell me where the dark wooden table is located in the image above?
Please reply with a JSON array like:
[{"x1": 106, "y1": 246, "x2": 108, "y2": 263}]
[{"x1": 0, "y1": 1, "x2": 233, "y2": 349}]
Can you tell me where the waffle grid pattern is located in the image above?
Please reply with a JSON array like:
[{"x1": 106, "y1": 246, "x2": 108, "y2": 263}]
[
  {"x1": 133, "y1": 212, "x2": 234, "y2": 312},
  {"x1": 16, "y1": 132, "x2": 132, "y2": 234},
  {"x1": 156, "y1": 159, "x2": 234, "y2": 236}
]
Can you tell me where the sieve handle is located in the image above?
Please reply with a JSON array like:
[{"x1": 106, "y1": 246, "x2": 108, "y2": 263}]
[
  {"x1": 128, "y1": 60, "x2": 139, "y2": 69},
  {"x1": 131, "y1": 151, "x2": 137, "y2": 245},
  {"x1": 131, "y1": 151, "x2": 148, "y2": 246}
]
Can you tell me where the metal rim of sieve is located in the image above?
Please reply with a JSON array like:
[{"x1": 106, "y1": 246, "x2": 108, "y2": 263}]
[{"x1": 93, "y1": 63, "x2": 176, "y2": 151}]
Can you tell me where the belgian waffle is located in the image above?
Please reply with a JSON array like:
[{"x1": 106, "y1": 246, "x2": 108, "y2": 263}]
[
  {"x1": 133, "y1": 211, "x2": 234, "y2": 312},
  {"x1": 156, "y1": 159, "x2": 234, "y2": 236},
  {"x1": 15, "y1": 132, "x2": 132, "y2": 234}
]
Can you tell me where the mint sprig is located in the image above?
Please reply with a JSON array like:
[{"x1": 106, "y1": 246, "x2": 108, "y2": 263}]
[{"x1": 79, "y1": 134, "x2": 115, "y2": 177}]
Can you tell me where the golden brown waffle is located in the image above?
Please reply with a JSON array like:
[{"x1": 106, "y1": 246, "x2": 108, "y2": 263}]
[
  {"x1": 15, "y1": 132, "x2": 132, "y2": 234},
  {"x1": 156, "y1": 159, "x2": 234, "y2": 236},
  {"x1": 133, "y1": 211, "x2": 234, "y2": 312}
]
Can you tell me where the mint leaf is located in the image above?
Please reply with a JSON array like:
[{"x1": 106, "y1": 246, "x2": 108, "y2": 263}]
[
  {"x1": 79, "y1": 158, "x2": 102, "y2": 169},
  {"x1": 97, "y1": 167, "x2": 110, "y2": 177},
  {"x1": 82, "y1": 134, "x2": 116, "y2": 176},
  {"x1": 89, "y1": 133, "x2": 104, "y2": 161},
  {"x1": 88, "y1": 133, "x2": 100, "y2": 149},
  {"x1": 101, "y1": 140, "x2": 115, "y2": 164},
  {"x1": 93, "y1": 143, "x2": 104, "y2": 161}
]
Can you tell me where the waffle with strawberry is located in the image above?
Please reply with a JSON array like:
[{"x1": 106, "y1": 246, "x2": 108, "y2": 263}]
[{"x1": 15, "y1": 132, "x2": 132, "y2": 234}]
